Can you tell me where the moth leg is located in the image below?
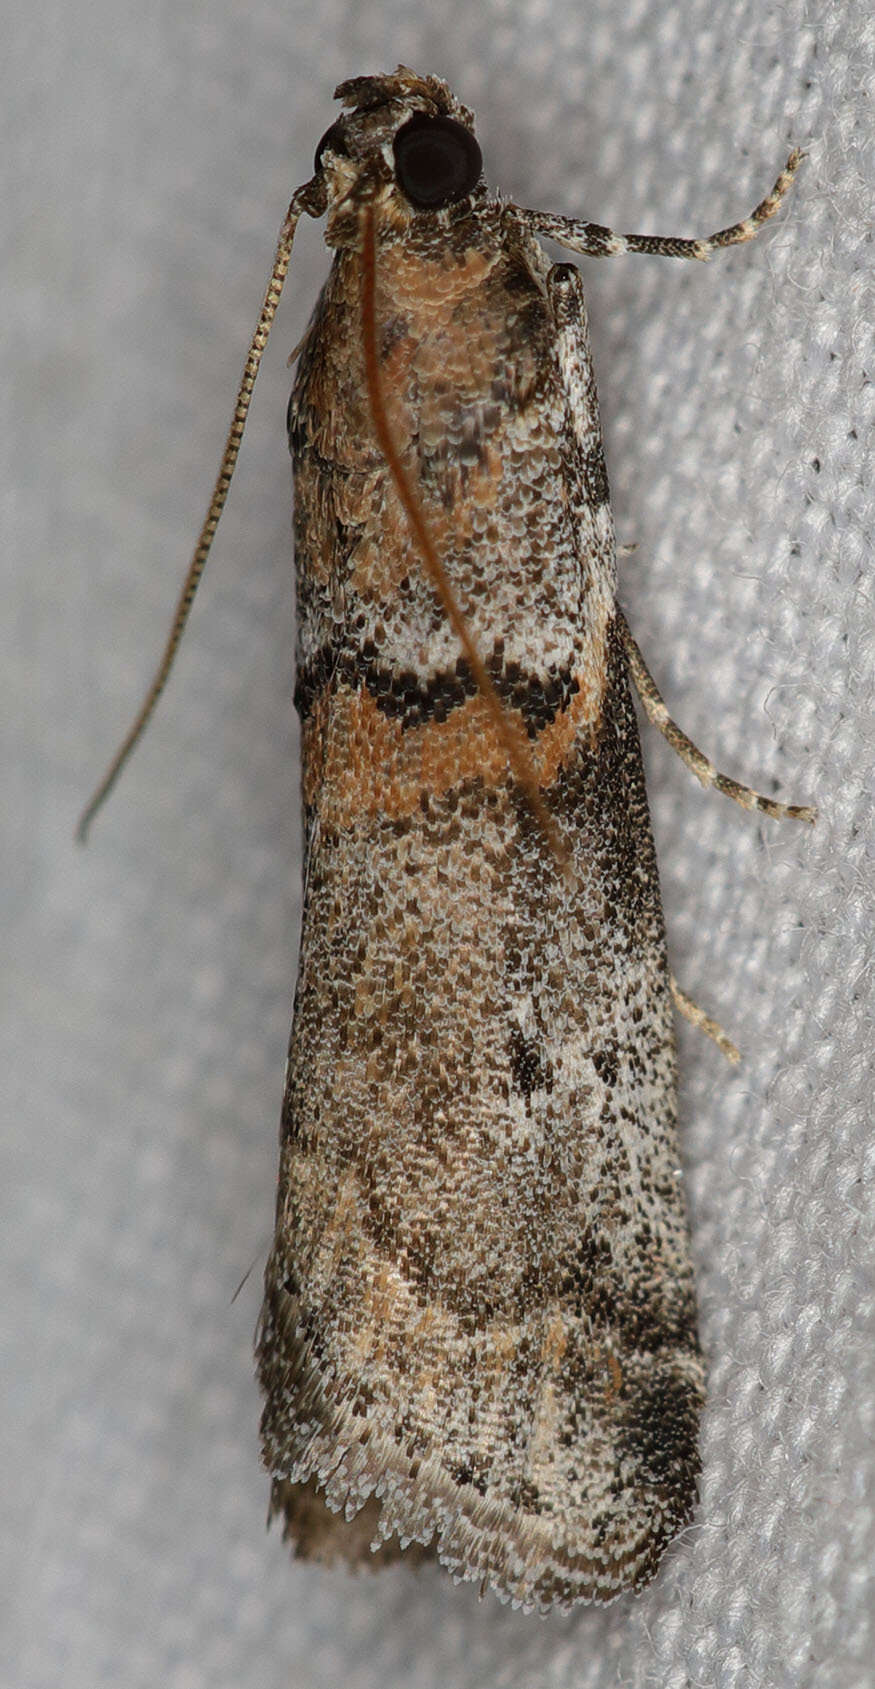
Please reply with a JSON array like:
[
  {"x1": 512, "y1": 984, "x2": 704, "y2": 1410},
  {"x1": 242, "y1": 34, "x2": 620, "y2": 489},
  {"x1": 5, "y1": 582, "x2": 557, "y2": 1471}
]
[
  {"x1": 616, "y1": 608, "x2": 816, "y2": 824},
  {"x1": 517, "y1": 149, "x2": 802, "y2": 260},
  {"x1": 670, "y1": 975, "x2": 740, "y2": 1065}
]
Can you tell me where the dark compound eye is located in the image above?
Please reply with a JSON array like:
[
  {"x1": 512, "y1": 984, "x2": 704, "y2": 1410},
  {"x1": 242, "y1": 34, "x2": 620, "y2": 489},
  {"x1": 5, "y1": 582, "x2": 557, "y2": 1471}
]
[
  {"x1": 393, "y1": 114, "x2": 482, "y2": 209},
  {"x1": 313, "y1": 120, "x2": 349, "y2": 173}
]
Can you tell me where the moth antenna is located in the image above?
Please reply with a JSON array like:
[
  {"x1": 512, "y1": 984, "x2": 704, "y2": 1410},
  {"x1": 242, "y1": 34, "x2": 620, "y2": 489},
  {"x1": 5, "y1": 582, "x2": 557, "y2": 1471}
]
[
  {"x1": 76, "y1": 204, "x2": 306, "y2": 842},
  {"x1": 359, "y1": 203, "x2": 572, "y2": 882}
]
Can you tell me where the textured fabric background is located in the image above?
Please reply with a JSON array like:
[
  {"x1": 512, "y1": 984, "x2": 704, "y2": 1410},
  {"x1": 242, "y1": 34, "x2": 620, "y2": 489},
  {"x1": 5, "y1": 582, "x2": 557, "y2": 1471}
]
[{"x1": 4, "y1": 2, "x2": 872, "y2": 1686}]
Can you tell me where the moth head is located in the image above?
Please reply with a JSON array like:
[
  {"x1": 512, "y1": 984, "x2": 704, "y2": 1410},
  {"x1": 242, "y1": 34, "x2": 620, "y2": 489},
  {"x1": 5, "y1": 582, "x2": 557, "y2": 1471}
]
[{"x1": 311, "y1": 66, "x2": 486, "y2": 246}]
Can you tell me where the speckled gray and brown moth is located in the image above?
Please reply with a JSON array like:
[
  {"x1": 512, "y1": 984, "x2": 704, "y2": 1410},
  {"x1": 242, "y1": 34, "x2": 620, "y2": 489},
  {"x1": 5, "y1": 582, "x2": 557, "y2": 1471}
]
[{"x1": 78, "y1": 65, "x2": 814, "y2": 1613}]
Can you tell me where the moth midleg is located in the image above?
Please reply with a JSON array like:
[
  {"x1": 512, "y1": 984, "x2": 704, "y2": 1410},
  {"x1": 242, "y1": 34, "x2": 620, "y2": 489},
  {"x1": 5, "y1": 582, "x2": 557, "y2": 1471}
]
[
  {"x1": 670, "y1": 976, "x2": 740, "y2": 1065},
  {"x1": 616, "y1": 609, "x2": 816, "y2": 824}
]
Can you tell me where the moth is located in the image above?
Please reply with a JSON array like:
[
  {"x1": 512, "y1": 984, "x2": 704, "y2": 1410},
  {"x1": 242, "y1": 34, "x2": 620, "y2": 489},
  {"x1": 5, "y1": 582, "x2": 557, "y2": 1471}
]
[{"x1": 79, "y1": 67, "x2": 812, "y2": 1612}]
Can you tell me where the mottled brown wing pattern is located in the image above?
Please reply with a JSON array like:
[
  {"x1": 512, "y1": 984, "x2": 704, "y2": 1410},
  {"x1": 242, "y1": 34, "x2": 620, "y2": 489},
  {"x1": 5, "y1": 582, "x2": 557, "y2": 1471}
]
[{"x1": 256, "y1": 69, "x2": 704, "y2": 1611}]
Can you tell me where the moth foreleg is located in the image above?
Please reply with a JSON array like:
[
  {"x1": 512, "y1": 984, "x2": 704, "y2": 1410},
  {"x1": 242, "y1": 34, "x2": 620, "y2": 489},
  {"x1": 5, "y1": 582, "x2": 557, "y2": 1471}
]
[{"x1": 519, "y1": 149, "x2": 802, "y2": 261}]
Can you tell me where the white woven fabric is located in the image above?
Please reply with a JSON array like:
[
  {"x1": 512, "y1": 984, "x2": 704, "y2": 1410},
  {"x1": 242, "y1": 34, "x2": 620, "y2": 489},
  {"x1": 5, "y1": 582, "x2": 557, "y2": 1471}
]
[{"x1": 4, "y1": 2, "x2": 871, "y2": 1686}]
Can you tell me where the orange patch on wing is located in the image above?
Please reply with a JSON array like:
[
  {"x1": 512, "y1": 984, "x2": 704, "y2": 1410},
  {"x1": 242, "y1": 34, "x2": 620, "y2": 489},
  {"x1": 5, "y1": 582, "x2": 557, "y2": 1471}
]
[
  {"x1": 312, "y1": 685, "x2": 509, "y2": 826},
  {"x1": 303, "y1": 657, "x2": 610, "y2": 830},
  {"x1": 533, "y1": 662, "x2": 607, "y2": 784}
]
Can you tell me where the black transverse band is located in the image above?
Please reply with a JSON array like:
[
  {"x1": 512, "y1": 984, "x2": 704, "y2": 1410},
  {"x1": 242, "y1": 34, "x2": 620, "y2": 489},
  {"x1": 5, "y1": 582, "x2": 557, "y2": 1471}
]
[{"x1": 295, "y1": 641, "x2": 580, "y2": 738}]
